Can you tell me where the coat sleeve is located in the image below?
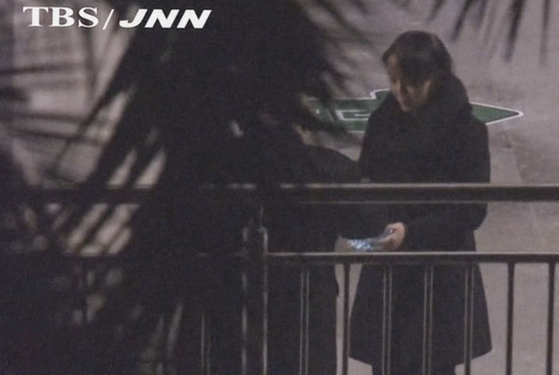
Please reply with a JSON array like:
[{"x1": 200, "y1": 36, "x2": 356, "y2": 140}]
[
  {"x1": 358, "y1": 114, "x2": 377, "y2": 177},
  {"x1": 403, "y1": 119, "x2": 490, "y2": 251},
  {"x1": 312, "y1": 148, "x2": 388, "y2": 239}
]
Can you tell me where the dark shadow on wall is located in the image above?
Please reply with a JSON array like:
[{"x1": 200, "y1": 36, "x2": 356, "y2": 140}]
[
  {"x1": 0, "y1": 0, "x2": 545, "y2": 373},
  {"x1": 1, "y1": 1, "x2": 354, "y2": 374}
]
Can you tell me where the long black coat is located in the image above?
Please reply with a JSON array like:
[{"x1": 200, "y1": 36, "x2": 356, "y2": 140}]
[{"x1": 350, "y1": 75, "x2": 492, "y2": 371}]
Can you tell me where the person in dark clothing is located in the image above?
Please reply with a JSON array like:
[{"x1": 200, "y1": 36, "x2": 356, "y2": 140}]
[
  {"x1": 350, "y1": 31, "x2": 492, "y2": 375},
  {"x1": 206, "y1": 121, "x2": 363, "y2": 375},
  {"x1": 263, "y1": 124, "x2": 361, "y2": 375}
]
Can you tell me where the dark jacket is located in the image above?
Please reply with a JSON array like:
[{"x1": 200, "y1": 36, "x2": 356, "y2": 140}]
[
  {"x1": 208, "y1": 133, "x2": 362, "y2": 375},
  {"x1": 350, "y1": 74, "x2": 492, "y2": 371},
  {"x1": 265, "y1": 143, "x2": 360, "y2": 375}
]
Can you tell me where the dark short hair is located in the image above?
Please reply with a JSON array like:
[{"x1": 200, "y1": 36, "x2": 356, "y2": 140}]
[{"x1": 382, "y1": 30, "x2": 453, "y2": 85}]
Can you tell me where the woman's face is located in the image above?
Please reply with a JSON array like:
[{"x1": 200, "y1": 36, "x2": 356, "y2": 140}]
[{"x1": 386, "y1": 54, "x2": 433, "y2": 112}]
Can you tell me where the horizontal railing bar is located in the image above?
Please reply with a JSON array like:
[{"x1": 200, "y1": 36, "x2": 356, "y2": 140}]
[
  {"x1": 203, "y1": 183, "x2": 559, "y2": 203},
  {"x1": 13, "y1": 183, "x2": 559, "y2": 203},
  {"x1": 29, "y1": 250, "x2": 526, "y2": 266},
  {"x1": 14, "y1": 188, "x2": 152, "y2": 203},
  {"x1": 0, "y1": 253, "x2": 126, "y2": 263},
  {"x1": 5, "y1": 183, "x2": 559, "y2": 203},
  {"x1": 265, "y1": 252, "x2": 559, "y2": 265},
  {"x1": 4, "y1": 252, "x2": 559, "y2": 264}
]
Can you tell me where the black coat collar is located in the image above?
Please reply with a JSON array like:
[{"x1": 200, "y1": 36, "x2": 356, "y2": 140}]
[{"x1": 380, "y1": 73, "x2": 472, "y2": 132}]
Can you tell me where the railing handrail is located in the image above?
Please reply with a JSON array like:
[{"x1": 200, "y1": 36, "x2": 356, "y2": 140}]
[
  {"x1": 4, "y1": 251, "x2": 558, "y2": 262},
  {"x1": 13, "y1": 182, "x2": 559, "y2": 203},
  {"x1": 202, "y1": 182, "x2": 559, "y2": 203},
  {"x1": 265, "y1": 251, "x2": 559, "y2": 265}
]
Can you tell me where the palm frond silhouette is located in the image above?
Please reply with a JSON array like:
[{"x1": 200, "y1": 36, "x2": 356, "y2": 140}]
[{"x1": 0, "y1": 0, "x2": 550, "y2": 373}]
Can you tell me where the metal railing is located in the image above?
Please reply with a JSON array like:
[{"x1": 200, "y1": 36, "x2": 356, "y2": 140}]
[
  {"x1": 5, "y1": 183, "x2": 559, "y2": 375},
  {"x1": 205, "y1": 183, "x2": 559, "y2": 375},
  {"x1": 261, "y1": 252, "x2": 558, "y2": 375}
]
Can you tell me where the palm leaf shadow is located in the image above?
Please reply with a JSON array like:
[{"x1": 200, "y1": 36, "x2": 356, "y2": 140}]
[{"x1": 1, "y1": 0, "x2": 551, "y2": 373}]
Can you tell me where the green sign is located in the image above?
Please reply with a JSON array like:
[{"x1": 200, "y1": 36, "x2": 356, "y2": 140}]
[{"x1": 309, "y1": 90, "x2": 523, "y2": 132}]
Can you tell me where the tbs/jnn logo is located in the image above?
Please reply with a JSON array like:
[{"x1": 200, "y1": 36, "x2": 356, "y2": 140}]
[{"x1": 22, "y1": 7, "x2": 211, "y2": 29}]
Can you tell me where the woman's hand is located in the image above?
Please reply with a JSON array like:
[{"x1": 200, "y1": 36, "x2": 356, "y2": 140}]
[{"x1": 378, "y1": 222, "x2": 406, "y2": 251}]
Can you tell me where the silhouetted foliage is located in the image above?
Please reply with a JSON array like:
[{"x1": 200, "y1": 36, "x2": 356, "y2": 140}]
[{"x1": 0, "y1": 0, "x2": 552, "y2": 374}]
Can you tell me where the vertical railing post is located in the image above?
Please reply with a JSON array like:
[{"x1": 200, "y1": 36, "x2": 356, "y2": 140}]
[
  {"x1": 546, "y1": 262, "x2": 555, "y2": 375},
  {"x1": 463, "y1": 264, "x2": 475, "y2": 375},
  {"x1": 200, "y1": 305, "x2": 211, "y2": 375},
  {"x1": 241, "y1": 207, "x2": 268, "y2": 375},
  {"x1": 422, "y1": 264, "x2": 434, "y2": 375},
  {"x1": 506, "y1": 262, "x2": 516, "y2": 375},
  {"x1": 341, "y1": 263, "x2": 351, "y2": 375},
  {"x1": 299, "y1": 268, "x2": 310, "y2": 375},
  {"x1": 381, "y1": 265, "x2": 393, "y2": 375}
]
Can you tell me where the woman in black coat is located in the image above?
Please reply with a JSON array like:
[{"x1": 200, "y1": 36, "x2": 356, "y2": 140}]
[{"x1": 350, "y1": 31, "x2": 492, "y2": 375}]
